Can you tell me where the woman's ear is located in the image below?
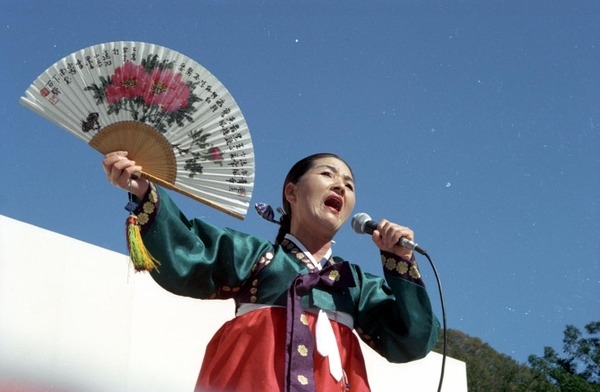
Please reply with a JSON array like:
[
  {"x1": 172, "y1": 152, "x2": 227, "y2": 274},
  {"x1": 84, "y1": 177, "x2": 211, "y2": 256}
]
[{"x1": 284, "y1": 182, "x2": 297, "y2": 203}]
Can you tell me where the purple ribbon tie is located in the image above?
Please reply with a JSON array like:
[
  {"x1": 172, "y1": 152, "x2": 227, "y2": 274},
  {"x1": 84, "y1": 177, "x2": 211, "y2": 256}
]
[{"x1": 284, "y1": 262, "x2": 355, "y2": 391}]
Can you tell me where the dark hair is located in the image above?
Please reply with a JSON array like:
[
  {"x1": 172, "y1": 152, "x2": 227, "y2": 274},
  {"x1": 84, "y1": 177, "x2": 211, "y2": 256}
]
[{"x1": 275, "y1": 153, "x2": 354, "y2": 244}]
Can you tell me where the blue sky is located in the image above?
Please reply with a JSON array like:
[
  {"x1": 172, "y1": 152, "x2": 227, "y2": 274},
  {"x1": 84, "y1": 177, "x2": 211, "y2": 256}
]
[{"x1": 2, "y1": 0, "x2": 599, "y2": 366}]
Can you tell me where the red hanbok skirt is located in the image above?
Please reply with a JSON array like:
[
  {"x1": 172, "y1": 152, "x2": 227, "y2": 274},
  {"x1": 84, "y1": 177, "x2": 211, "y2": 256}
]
[{"x1": 195, "y1": 307, "x2": 371, "y2": 391}]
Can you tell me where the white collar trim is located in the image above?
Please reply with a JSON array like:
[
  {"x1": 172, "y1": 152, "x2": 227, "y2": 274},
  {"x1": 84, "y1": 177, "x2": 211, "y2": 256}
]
[{"x1": 284, "y1": 233, "x2": 332, "y2": 270}]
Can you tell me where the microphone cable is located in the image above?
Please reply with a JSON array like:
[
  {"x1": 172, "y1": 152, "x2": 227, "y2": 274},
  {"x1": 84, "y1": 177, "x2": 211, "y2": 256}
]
[{"x1": 420, "y1": 249, "x2": 447, "y2": 392}]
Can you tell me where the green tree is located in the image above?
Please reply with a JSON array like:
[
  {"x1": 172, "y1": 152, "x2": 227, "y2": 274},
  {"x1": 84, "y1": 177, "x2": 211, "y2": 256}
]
[
  {"x1": 433, "y1": 329, "x2": 556, "y2": 391},
  {"x1": 528, "y1": 321, "x2": 600, "y2": 391}
]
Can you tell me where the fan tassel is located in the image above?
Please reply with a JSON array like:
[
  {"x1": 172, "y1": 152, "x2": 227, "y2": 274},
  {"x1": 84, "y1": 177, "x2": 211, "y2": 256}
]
[{"x1": 126, "y1": 215, "x2": 160, "y2": 272}]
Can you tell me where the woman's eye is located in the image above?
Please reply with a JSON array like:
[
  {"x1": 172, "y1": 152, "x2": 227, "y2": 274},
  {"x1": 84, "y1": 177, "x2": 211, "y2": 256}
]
[
  {"x1": 321, "y1": 171, "x2": 333, "y2": 178},
  {"x1": 345, "y1": 183, "x2": 354, "y2": 191}
]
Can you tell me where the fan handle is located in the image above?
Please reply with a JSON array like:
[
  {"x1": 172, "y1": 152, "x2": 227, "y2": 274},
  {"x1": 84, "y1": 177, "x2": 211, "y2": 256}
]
[{"x1": 140, "y1": 171, "x2": 244, "y2": 220}]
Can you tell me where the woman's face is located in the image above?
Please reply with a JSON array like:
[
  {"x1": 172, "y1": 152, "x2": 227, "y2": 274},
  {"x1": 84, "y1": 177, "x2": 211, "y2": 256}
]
[{"x1": 285, "y1": 157, "x2": 356, "y2": 238}]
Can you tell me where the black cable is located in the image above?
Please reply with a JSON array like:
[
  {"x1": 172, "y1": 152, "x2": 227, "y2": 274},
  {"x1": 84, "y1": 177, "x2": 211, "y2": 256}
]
[{"x1": 422, "y1": 251, "x2": 447, "y2": 392}]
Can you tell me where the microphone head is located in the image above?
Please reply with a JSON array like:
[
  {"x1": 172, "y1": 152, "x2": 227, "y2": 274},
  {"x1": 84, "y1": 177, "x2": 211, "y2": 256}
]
[{"x1": 351, "y1": 212, "x2": 371, "y2": 234}]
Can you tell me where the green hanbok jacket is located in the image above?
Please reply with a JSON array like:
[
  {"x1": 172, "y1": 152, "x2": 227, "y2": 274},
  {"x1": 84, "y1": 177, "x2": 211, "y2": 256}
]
[{"x1": 133, "y1": 185, "x2": 440, "y2": 366}]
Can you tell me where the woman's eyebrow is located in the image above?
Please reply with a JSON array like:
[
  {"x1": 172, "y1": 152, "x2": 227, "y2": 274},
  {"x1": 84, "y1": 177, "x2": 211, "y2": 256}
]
[{"x1": 315, "y1": 164, "x2": 354, "y2": 183}]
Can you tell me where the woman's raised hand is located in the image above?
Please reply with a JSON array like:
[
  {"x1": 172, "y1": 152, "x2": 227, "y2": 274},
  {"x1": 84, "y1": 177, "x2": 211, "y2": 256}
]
[
  {"x1": 370, "y1": 219, "x2": 415, "y2": 260},
  {"x1": 102, "y1": 151, "x2": 149, "y2": 199}
]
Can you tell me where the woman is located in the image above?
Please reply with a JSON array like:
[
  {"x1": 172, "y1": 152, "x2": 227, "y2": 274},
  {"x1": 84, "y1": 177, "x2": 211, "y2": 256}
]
[{"x1": 103, "y1": 151, "x2": 440, "y2": 392}]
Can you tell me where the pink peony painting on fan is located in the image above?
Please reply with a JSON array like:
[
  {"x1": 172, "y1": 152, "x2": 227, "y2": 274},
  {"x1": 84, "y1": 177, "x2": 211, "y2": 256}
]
[
  {"x1": 84, "y1": 54, "x2": 202, "y2": 133},
  {"x1": 84, "y1": 54, "x2": 224, "y2": 176}
]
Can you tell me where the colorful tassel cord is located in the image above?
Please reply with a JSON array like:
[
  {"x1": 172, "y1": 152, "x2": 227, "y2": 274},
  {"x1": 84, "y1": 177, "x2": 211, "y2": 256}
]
[{"x1": 125, "y1": 214, "x2": 160, "y2": 272}]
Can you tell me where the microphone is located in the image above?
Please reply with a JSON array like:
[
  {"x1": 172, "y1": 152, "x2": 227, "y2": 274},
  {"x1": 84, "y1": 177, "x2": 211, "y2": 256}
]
[{"x1": 351, "y1": 212, "x2": 427, "y2": 255}]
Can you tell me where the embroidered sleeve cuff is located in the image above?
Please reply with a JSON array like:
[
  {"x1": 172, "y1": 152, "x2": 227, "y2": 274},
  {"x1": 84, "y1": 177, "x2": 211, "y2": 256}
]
[
  {"x1": 128, "y1": 183, "x2": 160, "y2": 235},
  {"x1": 380, "y1": 251, "x2": 425, "y2": 286}
]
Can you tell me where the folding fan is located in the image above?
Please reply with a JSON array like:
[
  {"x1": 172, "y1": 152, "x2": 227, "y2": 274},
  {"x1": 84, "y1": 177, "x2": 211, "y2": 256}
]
[{"x1": 20, "y1": 41, "x2": 254, "y2": 220}]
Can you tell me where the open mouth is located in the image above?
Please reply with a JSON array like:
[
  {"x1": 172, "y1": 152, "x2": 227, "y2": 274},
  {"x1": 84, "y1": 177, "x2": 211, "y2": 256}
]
[{"x1": 324, "y1": 195, "x2": 343, "y2": 213}]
